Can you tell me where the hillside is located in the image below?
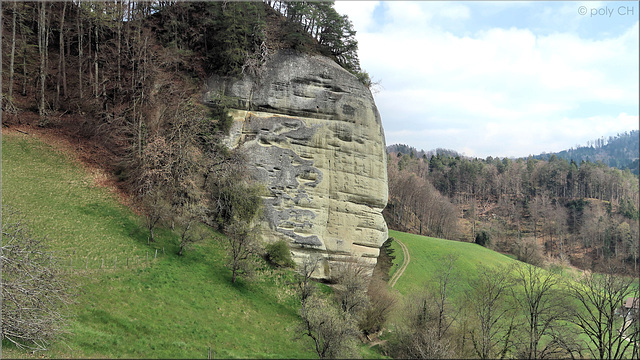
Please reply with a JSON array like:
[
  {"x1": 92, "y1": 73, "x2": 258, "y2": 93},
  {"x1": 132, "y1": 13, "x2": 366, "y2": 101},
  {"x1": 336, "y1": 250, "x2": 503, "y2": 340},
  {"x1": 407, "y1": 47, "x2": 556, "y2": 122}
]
[
  {"x1": 1, "y1": 129, "x2": 385, "y2": 359},
  {"x1": 533, "y1": 130, "x2": 640, "y2": 175},
  {"x1": 385, "y1": 143, "x2": 640, "y2": 275},
  {"x1": 1, "y1": 2, "x2": 389, "y2": 357},
  {"x1": 387, "y1": 230, "x2": 519, "y2": 296},
  {"x1": 2, "y1": 0, "x2": 384, "y2": 282},
  {"x1": 383, "y1": 230, "x2": 638, "y2": 359},
  {"x1": 0, "y1": 130, "x2": 307, "y2": 358}
]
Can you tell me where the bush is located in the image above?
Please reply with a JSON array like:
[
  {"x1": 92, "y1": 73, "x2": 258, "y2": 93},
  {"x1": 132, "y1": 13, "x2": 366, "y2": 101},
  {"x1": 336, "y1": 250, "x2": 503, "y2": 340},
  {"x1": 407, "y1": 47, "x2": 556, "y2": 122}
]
[
  {"x1": 1, "y1": 206, "x2": 72, "y2": 351},
  {"x1": 265, "y1": 239, "x2": 295, "y2": 268},
  {"x1": 299, "y1": 294, "x2": 360, "y2": 359},
  {"x1": 512, "y1": 237, "x2": 544, "y2": 267},
  {"x1": 359, "y1": 278, "x2": 397, "y2": 335},
  {"x1": 474, "y1": 230, "x2": 491, "y2": 247},
  {"x1": 384, "y1": 291, "x2": 454, "y2": 359}
]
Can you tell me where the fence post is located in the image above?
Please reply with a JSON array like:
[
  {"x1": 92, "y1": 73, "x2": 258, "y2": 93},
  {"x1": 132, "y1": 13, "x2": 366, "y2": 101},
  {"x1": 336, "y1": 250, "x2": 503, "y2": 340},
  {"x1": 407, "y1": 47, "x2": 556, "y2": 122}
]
[
  {"x1": 208, "y1": 347, "x2": 212, "y2": 360},
  {"x1": 155, "y1": 249, "x2": 158, "y2": 259},
  {"x1": 163, "y1": 247, "x2": 165, "y2": 255}
]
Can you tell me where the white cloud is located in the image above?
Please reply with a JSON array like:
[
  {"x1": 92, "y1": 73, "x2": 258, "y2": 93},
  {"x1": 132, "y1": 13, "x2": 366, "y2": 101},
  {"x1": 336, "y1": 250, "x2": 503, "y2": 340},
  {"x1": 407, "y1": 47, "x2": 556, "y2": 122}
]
[
  {"x1": 333, "y1": 1, "x2": 380, "y2": 32},
  {"x1": 439, "y1": 3, "x2": 471, "y2": 20},
  {"x1": 338, "y1": 1, "x2": 639, "y2": 157}
]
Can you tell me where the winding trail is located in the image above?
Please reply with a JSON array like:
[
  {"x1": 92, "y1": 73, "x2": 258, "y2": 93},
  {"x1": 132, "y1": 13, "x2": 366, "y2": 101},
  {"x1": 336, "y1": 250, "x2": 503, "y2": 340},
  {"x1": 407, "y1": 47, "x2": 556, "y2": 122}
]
[{"x1": 389, "y1": 239, "x2": 410, "y2": 288}]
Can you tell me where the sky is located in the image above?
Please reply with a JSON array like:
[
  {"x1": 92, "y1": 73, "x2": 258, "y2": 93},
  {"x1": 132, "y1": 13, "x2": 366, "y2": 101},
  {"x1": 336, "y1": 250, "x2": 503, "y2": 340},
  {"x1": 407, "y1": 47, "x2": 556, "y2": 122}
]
[{"x1": 333, "y1": 1, "x2": 639, "y2": 158}]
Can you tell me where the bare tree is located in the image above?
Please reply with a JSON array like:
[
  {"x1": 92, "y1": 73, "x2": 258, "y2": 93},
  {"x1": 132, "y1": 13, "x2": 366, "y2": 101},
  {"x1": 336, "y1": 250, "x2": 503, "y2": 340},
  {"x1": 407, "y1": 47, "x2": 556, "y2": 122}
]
[
  {"x1": 386, "y1": 291, "x2": 455, "y2": 359},
  {"x1": 386, "y1": 255, "x2": 461, "y2": 359},
  {"x1": 631, "y1": 300, "x2": 640, "y2": 360},
  {"x1": 331, "y1": 259, "x2": 370, "y2": 319},
  {"x1": 388, "y1": 324, "x2": 454, "y2": 359},
  {"x1": 299, "y1": 294, "x2": 360, "y2": 359},
  {"x1": 294, "y1": 256, "x2": 360, "y2": 358},
  {"x1": 140, "y1": 188, "x2": 170, "y2": 244},
  {"x1": 1, "y1": 206, "x2": 72, "y2": 352},
  {"x1": 430, "y1": 254, "x2": 460, "y2": 341},
  {"x1": 224, "y1": 220, "x2": 259, "y2": 283},
  {"x1": 55, "y1": 2, "x2": 67, "y2": 106},
  {"x1": 138, "y1": 136, "x2": 173, "y2": 243},
  {"x1": 8, "y1": 1, "x2": 18, "y2": 101},
  {"x1": 529, "y1": 193, "x2": 552, "y2": 243},
  {"x1": 37, "y1": 1, "x2": 49, "y2": 121},
  {"x1": 296, "y1": 255, "x2": 322, "y2": 306},
  {"x1": 467, "y1": 264, "x2": 517, "y2": 360},
  {"x1": 175, "y1": 203, "x2": 207, "y2": 256},
  {"x1": 566, "y1": 263, "x2": 639, "y2": 360},
  {"x1": 510, "y1": 263, "x2": 572, "y2": 359},
  {"x1": 512, "y1": 236, "x2": 544, "y2": 267},
  {"x1": 359, "y1": 278, "x2": 397, "y2": 336}
]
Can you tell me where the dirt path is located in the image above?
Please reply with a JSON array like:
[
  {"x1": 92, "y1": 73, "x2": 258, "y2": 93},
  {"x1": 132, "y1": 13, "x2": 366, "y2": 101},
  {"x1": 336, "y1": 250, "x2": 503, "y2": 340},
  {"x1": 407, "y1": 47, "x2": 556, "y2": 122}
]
[{"x1": 389, "y1": 239, "x2": 410, "y2": 288}]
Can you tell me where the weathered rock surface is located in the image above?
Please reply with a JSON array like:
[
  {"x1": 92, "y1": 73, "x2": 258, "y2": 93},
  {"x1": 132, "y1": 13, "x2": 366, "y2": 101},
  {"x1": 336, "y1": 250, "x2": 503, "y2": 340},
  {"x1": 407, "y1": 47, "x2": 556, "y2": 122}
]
[{"x1": 205, "y1": 50, "x2": 388, "y2": 279}]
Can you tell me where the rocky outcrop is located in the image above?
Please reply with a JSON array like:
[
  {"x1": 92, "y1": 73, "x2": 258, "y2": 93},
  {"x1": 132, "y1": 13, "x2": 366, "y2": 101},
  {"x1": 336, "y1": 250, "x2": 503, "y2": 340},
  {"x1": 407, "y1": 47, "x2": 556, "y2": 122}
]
[{"x1": 205, "y1": 50, "x2": 388, "y2": 279}]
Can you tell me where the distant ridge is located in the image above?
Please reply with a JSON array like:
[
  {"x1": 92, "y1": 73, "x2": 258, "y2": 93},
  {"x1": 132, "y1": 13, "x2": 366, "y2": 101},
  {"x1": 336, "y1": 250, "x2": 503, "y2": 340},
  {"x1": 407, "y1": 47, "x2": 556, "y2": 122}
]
[
  {"x1": 386, "y1": 144, "x2": 463, "y2": 160},
  {"x1": 387, "y1": 130, "x2": 639, "y2": 175},
  {"x1": 532, "y1": 130, "x2": 639, "y2": 175}
]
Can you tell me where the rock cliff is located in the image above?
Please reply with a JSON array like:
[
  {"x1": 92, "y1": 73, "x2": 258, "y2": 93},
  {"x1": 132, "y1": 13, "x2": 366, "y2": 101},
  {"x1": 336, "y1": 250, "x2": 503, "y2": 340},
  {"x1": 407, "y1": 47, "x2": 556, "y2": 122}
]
[{"x1": 205, "y1": 50, "x2": 388, "y2": 279}]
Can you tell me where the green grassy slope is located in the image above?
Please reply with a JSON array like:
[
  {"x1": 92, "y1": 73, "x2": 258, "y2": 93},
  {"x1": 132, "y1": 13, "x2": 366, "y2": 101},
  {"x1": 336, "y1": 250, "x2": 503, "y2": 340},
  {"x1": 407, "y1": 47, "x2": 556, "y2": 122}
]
[
  {"x1": 387, "y1": 230, "x2": 639, "y2": 358},
  {"x1": 2, "y1": 132, "x2": 327, "y2": 359},
  {"x1": 388, "y1": 230, "x2": 519, "y2": 297}
]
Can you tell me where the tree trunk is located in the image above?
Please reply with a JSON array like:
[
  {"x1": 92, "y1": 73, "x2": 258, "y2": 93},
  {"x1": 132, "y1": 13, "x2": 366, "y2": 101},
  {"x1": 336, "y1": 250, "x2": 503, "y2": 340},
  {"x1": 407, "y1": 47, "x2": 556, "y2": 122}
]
[
  {"x1": 117, "y1": 2, "x2": 122, "y2": 90},
  {"x1": 94, "y1": 21, "x2": 99, "y2": 98},
  {"x1": 21, "y1": 41, "x2": 27, "y2": 97},
  {"x1": 8, "y1": 1, "x2": 17, "y2": 100},
  {"x1": 77, "y1": 4, "x2": 83, "y2": 99},
  {"x1": 56, "y1": 2, "x2": 66, "y2": 107},
  {"x1": 87, "y1": 15, "x2": 92, "y2": 98},
  {"x1": 38, "y1": 1, "x2": 47, "y2": 118}
]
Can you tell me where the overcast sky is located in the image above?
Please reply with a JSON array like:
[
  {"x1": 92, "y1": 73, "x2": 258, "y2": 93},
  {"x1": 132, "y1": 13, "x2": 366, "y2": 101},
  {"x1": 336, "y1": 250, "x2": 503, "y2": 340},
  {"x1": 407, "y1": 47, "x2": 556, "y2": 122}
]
[{"x1": 334, "y1": 1, "x2": 639, "y2": 158}]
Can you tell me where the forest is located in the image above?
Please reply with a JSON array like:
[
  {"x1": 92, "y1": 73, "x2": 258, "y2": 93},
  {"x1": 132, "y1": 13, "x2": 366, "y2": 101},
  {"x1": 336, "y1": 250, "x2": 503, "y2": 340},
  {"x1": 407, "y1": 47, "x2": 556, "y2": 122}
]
[
  {"x1": 386, "y1": 139, "x2": 640, "y2": 274},
  {"x1": 1, "y1": 0, "x2": 366, "y2": 248}
]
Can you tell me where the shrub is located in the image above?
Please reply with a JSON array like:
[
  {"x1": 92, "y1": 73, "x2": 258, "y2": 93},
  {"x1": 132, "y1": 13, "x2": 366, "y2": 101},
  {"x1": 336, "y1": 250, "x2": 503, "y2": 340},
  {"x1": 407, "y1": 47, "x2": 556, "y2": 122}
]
[
  {"x1": 265, "y1": 239, "x2": 295, "y2": 268},
  {"x1": 359, "y1": 278, "x2": 397, "y2": 335},
  {"x1": 512, "y1": 237, "x2": 544, "y2": 267},
  {"x1": 474, "y1": 230, "x2": 491, "y2": 247},
  {"x1": 1, "y1": 206, "x2": 73, "y2": 351}
]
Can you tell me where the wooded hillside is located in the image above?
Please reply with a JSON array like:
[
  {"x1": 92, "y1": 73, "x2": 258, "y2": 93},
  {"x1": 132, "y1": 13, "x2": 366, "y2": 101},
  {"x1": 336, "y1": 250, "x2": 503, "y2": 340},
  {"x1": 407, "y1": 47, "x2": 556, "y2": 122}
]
[
  {"x1": 533, "y1": 130, "x2": 639, "y2": 175},
  {"x1": 386, "y1": 146, "x2": 640, "y2": 274}
]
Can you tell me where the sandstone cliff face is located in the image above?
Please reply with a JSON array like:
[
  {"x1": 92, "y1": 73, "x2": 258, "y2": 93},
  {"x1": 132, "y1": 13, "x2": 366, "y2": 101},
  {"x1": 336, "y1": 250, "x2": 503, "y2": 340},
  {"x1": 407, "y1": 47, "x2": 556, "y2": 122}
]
[{"x1": 205, "y1": 50, "x2": 388, "y2": 279}]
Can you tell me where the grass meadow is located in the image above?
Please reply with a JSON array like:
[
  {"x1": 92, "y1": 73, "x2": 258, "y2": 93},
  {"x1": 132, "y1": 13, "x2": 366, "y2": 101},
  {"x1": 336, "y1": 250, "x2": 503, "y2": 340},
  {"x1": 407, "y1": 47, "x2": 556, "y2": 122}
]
[{"x1": 388, "y1": 229, "x2": 519, "y2": 298}]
